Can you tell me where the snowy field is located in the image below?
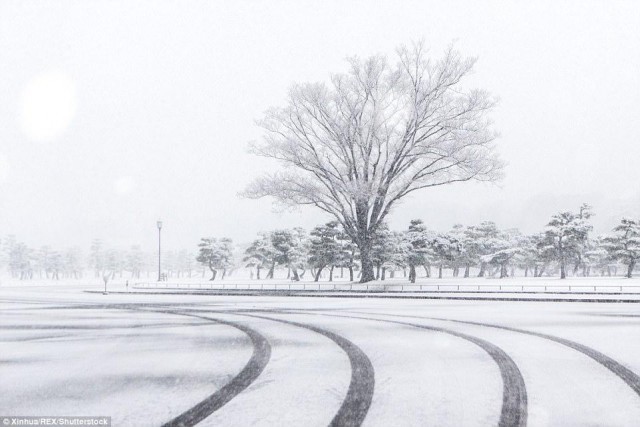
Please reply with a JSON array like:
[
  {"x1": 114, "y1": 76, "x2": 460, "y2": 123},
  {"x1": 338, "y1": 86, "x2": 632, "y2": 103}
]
[{"x1": 2, "y1": 281, "x2": 640, "y2": 426}]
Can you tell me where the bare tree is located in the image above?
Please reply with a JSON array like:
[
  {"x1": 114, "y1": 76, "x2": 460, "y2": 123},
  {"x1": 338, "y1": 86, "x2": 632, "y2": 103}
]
[{"x1": 245, "y1": 42, "x2": 502, "y2": 282}]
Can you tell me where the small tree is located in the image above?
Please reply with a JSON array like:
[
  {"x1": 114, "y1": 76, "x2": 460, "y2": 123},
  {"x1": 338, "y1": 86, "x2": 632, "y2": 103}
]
[
  {"x1": 482, "y1": 229, "x2": 521, "y2": 278},
  {"x1": 197, "y1": 238, "x2": 234, "y2": 280},
  {"x1": 308, "y1": 221, "x2": 342, "y2": 281},
  {"x1": 62, "y1": 247, "x2": 83, "y2": 279},
  {"x1": 544, "y1": 204, "x2": 593, "y2": 279},
  {"x1": 405, "y1": 219, "x2": 431, "y2": 283},
  {"x1": 89, "y1": 239, "x2": 104, "y2": 278},
  {"x1": 430, "y1": 233, "x2": 461, "y2": 279},
  {"x1": 514, "y1": 234, "x2": 540, "y2": 277},
  {"x1": 464, "y1": 221, "x2": 501, "y2": 277},
  {"x1": 126, "y1": 245, "x2": 144, "y2": 279},
  {"x1": 9, "y1": 241, "x2": 33, "y2": 280},
  {"x1": 583, "y1": 237, "x2": 610, "y2": 277},
  {"x1": 243, "y1": 232, "x2": 278, "y2": 279},
  {"x1": 371, "y1": 224, "x2": 398, "y2": 280},
  {"x1": 270, "y1": 228, "x2": 308, "y2": 281},
  {"x1": 603, "y1": 218, "x2": 640, "y2": 278},
  {"x1": 336, "y1": 229, "x2": 358, "y2": 281}
]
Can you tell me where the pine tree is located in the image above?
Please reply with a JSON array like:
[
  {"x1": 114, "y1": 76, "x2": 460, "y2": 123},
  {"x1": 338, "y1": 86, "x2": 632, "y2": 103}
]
[
  {"x1": 544, "y1": 204, "x2": 593, "y2": 279},
  {"x1": 405, "y1": 219, "x2": 432, "y2": 283},
  {"x1": 308, "y1": 221, "x2": 342, "y2": 281},
  {"x1": 430, "y1": 233, "x2": 462, "y2": 279},
  {"x1": 603, "y1": 218, "x2": 640, "y2": 278},
  {"x1": 197, "y1": 237, "x2": 234, "y2": 280}
]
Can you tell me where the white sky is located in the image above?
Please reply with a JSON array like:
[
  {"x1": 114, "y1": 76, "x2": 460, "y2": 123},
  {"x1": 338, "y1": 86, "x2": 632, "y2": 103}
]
[{"x1": 1, "y1": 0, "x2": 639, "y2": 252}]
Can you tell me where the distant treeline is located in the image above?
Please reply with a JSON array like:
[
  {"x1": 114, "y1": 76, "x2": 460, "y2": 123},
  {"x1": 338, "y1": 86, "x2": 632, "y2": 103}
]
[
  {"x1": 201, "y1": 203, "x2": 640, "y2": 282},
  {"x1": 5, "y1": 203, "x2": 640, "y2": 282}
]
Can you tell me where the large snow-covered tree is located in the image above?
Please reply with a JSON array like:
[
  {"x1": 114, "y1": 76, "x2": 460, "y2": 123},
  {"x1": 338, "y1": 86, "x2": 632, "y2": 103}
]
[
  {"x1": 245, "y1": 43, "x2": 502, "y2": 282},
  {"x1": 603, "y1": 218, "x2": 640, "y2": 278}
]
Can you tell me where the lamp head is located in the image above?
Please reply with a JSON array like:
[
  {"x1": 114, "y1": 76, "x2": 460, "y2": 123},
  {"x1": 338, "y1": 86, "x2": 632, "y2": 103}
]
[{"x1": 157, "y1": 220, "x2": 163, "y2": 230}]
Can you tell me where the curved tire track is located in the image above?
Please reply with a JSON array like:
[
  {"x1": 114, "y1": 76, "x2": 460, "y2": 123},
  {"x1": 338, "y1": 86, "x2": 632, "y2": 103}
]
[
  {"x1": 352, "y1": 310, "x2": 640, "y2": 399},
  {"x1": 231, "y1": 312, "x2": 375, "y2": 427},
  {"x1": 120, "y1": 307, "x2": 272, "y2": 427},
  {"x1": 265, "y1": 309, "x2": 528, "y2": 427}
]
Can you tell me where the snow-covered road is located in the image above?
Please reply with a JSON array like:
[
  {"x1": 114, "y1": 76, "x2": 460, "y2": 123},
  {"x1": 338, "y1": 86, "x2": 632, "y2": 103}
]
[{"x1": 2, "y1": 285, "x2": 640, "y2": 426}]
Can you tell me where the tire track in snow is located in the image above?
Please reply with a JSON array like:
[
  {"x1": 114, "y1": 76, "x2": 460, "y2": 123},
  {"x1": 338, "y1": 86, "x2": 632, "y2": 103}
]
[
  {"x1": 119, "y1": 307, "x2": 272, "y2": 427},
  {"x1": 265, "y1": 309, "x2": 527, "y2": 427},
  {"x1": 351, "y1": 310, "x2": 640, "y2": 399},
  {"x1": 228, "y1": 312, "x2": 375, "y2": 427}
]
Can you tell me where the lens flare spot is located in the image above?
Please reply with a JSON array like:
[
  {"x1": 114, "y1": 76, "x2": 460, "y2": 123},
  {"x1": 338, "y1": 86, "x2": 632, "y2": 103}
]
[{"x1": 19, "y1": 70, "x2": 77, "y2": 143}]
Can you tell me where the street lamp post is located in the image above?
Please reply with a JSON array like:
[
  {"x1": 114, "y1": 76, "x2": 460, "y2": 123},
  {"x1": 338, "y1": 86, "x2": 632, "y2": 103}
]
[{"x1": 157, "y1": 220, "x2": 163, "y2": 281}]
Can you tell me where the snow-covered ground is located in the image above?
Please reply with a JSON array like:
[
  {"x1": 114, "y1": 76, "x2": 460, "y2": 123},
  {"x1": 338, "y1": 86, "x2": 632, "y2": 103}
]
[{"x1": 1, "y1": 281, "x2": 640, "y2": 426}]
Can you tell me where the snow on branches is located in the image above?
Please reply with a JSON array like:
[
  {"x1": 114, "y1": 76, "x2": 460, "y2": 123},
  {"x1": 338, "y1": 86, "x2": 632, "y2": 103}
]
[{"x1": 245, "y1": 42, "x2": 502, "y2": 282}]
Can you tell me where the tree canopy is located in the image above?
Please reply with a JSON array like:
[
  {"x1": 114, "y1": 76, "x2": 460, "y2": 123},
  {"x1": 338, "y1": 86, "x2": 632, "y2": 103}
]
[{"x1": 245, "y1": 42, "x2": 502, "y2": 282}]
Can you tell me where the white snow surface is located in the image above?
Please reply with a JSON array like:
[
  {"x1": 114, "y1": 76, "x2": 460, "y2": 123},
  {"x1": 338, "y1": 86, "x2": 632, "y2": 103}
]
[{"x1": 1, "y1": 279, "x2": 640, "y2": 426}]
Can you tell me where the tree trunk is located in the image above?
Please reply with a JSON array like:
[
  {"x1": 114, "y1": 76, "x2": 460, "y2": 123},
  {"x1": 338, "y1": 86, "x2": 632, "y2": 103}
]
[
  {"x1": 560, "y1": 260, "x2": 566, "y2": 279},
  {"x1": 381, "y1": 267, "x2": 386, "y2": 281},
  {"x1": 267, "y1": 262, "x2": 275, "y2": 279},
  {"x1": 357, "y1": 232, "x2": 375, "y2": 283},
  {"x1": 291, "y1": 268, "x2": 300, "y2": 281},
  {"x1": 256, "y1": 266, "x2": 261, "y2": 280},
  {"x1": 329, "y1": 266, "x2": 334, "y2": 282},
  {"x1": 349, "y1": 266, "x2": 354, "y2": 282},
  {"x1": 464, "y1": 264, "x2": 470, "y2": 278},
  {"x1": 627, "y1": 260, "x2": 636, "y2": 278},
  {"x1": 314, "y1": 266, "x2": 324, "y2": 282},
  {"x1": 524, "y1": 266, "x2": 529, "y2": 277},
  {"x1": 438, "y1": 265, "x2": 443, "y2": 279},
  {"x1": 209, "y1": 268, "x2": 217, "y2": 281},
  {"x1": 409, "y1": 264, "x2": 416, "y2": 283},
  {"x1": 500, "y1": 264, "x2": 508, "y2": 278},
  {"x1": 478, "y1": 263, "x2": 486, "y2": 277}
]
